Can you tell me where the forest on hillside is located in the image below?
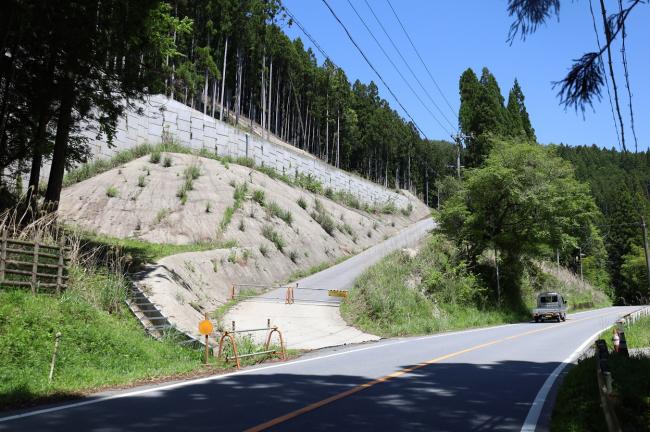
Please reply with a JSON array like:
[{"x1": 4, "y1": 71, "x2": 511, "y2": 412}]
[
  {"x1": 1, "y1": 0, "x2": 461, "y2": 212},
  {"x1": 556, "y1": 145, "x2": 650, "y2": 305},
  {"x1": 446, "y1": 65, "x2": 649, "y2": 306},
  {"x1": 2, "y1": 1, "x2": 647, "y2": 305}
]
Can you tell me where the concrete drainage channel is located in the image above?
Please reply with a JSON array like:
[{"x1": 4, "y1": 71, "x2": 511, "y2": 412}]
[{"x1": 125, "y1": 282, "x2": 204, "y2": 348}]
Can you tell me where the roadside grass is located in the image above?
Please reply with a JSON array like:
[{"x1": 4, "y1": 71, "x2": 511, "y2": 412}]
[
  {"x1": 551, "y1": 315, "x2": 650, "y2": 432},
  {"x1": 74, "y1": 230, "x2": 236, "y2": 268},
  {"x1": 550, "y1": 356, "x2": 607, "y2": 432},
  {"x1": 599, "y1": 313, "x2": 650, "y2": 351},
  {"x1": 0, "y1": 265, "x2": 295, "y2": 411},
  {"x1": 286, "y1": 255, "x2": 352, "y2": 283},
  {"x1": 340, "y1": 234, "x2": 527, "y2": 337},
  {"x1": 0, "y1": 269, "x2": 203, "y2": 410}
]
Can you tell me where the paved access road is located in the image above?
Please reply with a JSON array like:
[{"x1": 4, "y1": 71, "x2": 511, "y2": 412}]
[
  {"x1": 223, "y1": 217, "x2": 435, "y2": 350},
  {"x1": 0, "y1": 306, "x2": 639, "y2": 431},
  {"x1": 262, "y1": 217, "x2": 436, "y2": 302}
]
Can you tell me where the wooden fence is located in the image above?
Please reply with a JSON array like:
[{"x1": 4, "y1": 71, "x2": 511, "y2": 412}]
[{"x1": 0, "y1": 229, "x2": 69, "y2": 294}]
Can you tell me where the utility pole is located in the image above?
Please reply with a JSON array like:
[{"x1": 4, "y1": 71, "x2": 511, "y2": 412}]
[
  {"x1": 641, "y1": 217, "x2": 650, "y2": 293},
  {"x1": 578, "y1": 247, "x2": 583, "y2": 282},
  {"x1": 495, "y1": 247, "x2": 501, "y2": 305},
  {"x1": 452, "y1": 132, "x2": 468, "y2": 179},
  {"x1": 556, "y1": 248, "x2": 560, "y2": 272}
]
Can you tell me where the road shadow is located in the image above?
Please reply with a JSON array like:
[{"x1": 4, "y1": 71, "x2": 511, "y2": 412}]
[{"x1": 1, "y1": 359, "x2": 566, "y2": 432}]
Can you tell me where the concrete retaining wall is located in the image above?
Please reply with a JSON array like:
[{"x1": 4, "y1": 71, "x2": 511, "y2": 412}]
[{"x1": 73, "y1": 94, "x2": 410, "y2": 208}]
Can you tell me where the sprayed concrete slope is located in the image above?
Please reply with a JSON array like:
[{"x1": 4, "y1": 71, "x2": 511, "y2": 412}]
[
  {"x1": 59, "y1": 153, "x2": 430, "y2": 346},
  {"x1": 226, "y1": 218, "x2": 435, "y2": 349}
]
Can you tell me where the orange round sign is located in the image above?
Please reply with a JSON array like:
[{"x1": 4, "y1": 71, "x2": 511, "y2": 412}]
[{"x1": 198, "y1": 319, "x2": 214, "y2": 335}]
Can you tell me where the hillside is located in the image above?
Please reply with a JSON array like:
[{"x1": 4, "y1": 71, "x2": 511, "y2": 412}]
[
  {"x1": 341, "y1": 233, "x2": 611, "y2": 337},
  {"x1": 57, "y1": 151, "x2": 429, "y2": 340}
]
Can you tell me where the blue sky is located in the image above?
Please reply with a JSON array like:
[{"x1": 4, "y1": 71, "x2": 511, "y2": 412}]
[{"x1": 281, "y1": 0, "x2": 649, "y2": 150}]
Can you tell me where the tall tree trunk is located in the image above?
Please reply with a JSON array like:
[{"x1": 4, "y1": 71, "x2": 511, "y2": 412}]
[
  {"x1": 336, "y1": 110, "x2": 340, "y2": 168},
  {"x1": 261, "y1": 53, "x2": 266, "y2": 131},
  {"x1": 211, "y1": 79, "x2": 217, "y2": 118},
  {"x1": 325, "y1": 93, "x2": 329, "y2": 162},
  {"x1": 235, "y1": 48, "x2": 242, "y2": 125},
  {"x1": 267, "y1": 58, "x2": 273, "y2": 139},
  {"x1": 27, "y1": 104, "x2": 51, "y2": 206},
  {"x1": 274, "y1": 77, "x2": 280, "y2": 136},
  {"x1": 220, "y1": 36, "x2": 229, "y2": 121},
  {"x1": 44, "y1": 78, "x2": 75, "y2": 209},
  {"x1": 203, "y1": 69, "x2": 208, "y2": 115}
]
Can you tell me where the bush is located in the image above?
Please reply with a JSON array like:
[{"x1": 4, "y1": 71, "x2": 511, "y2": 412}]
[
  {"x1": 137, "y1": 175, "x2": 146, "y2": 188},
  {"x1": 154, "y1": 208, "x2": 170, "y2": 224},
  {"x1": 259, "y1": 244, "x2": 269, "y2": 257},
  {"x1": 252, "y1": 190, "x2": 265, "y2": 206},
  {"x1": 220, "y1": 207, "x2": 235, "y2": 231},
  {"x1": 401, "y1": 203, "x2": 413, "y2": 217},
  {"x1": 150, "y1": 151, "x2": 161, "y2": 164},
  {"x1": 324, "y1": 187, "x2": 334, "y2": 199},
  {"x1": 340, "y1": 223, "x2": 354, "y2": 236},
  {"x1": 381, "y1": 202, "x2": 397, "y2": 214},
  {"x1": 183, "y1": 164, "x2": 201, "y2": 180},
  {"x1": 295, "y1": 173, "x2": 322, "y2": 194},
  {"x1": 233, "y1": 182, "x2": 248, "y2": 203},
  {"x1": 235, "y1": 156, "x2": 255, "y2": 168},
  {"x1": 289, "y1": 251, "x2": 299, "y2": 263},
  {"x1": 261, "y1": 225, "x2": 285, "y2": 252},
  {"x1": 267, "y1": 202, "x2": 292, "y2": 225},
  {"x1": 106, "y1": 186, "x2": 119, "y2": 197},
  {"x1": 297, "y1": 197, "x2": 307, "y2": 209},
  {"x1": 163, "y1": 156, "x2": 173, "y2": 167},
  {"x1": 333, "y1": 191, "x2": 361, "y2": 209},
  {"x1": 311, "y1": 200, "x2": 335, "y2": 236}
]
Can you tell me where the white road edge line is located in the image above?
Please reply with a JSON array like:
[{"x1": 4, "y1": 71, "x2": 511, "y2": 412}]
[
  {"x1": 0, "y1": 307, "x2": 612, "y2": 424},
  {"x1": 0, "y1": 321, "x2": 525, "y2": 423},
  {"x1": 519, "y1": 322, "x2": 618, "y2": 431}
]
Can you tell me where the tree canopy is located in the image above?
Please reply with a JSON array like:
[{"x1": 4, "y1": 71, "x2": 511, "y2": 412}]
[{"x1": 440, "y1": 138, "x2": 607, "y2": 302}]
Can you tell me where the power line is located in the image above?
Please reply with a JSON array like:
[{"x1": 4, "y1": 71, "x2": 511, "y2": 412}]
[
  {"x1": 385, "y1": 0, "x2": 457, "y2": 119},
  {"x1": 363, "y1": 0, "x2": 457, "y2": 132},
  {"x1": 282, "y1": 3, "x2": 333, "y2": 63},
  {"x1": 320, "y1": 0, "x2": 428, "y2": 139},
  {"x1": 345, "y1": 0, "x2": 452, "y2": 136}
]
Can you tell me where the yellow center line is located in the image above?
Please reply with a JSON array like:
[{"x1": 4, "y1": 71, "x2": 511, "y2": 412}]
[{"x1": 244, "y1": 312, "x2": 612, "y2": 432}]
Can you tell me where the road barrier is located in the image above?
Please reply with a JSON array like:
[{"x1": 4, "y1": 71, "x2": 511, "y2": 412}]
[
  {"x1": 230, "y1": 282, "x2": 347, "y2": 305},
  {"x1": 216, "y1": 322, "x2": 287, "y2": 369},
  {"x1": 595, "y1": 339, "x2": 622, "y2": 432}
]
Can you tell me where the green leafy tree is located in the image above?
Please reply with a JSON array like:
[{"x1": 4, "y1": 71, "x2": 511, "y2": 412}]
[
  {"x1": 620, "y1": 245, "x2": 650, "y2": 304},
  {"x1": 506, "y1": 79, "x2": 536, "y2": 141},
  {"x1": 440, "y1": 138, "x2": 604, "y2": 303}
]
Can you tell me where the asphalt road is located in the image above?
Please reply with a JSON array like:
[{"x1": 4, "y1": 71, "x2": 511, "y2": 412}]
[
  {"x1": 0, "y1": 306, "x2": 639, "y2": 432},
  {"x1": 260, "y1": 217, "x2": 436, "y2": 302}
]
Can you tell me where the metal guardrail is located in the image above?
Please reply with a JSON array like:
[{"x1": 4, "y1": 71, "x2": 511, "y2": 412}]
[{"x1": 595, "y1": 339, "x2": 621, "y2": 432}]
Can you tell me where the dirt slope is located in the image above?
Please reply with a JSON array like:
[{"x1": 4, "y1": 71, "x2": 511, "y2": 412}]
[{"x1": 59, "y1": 153, "x2": 430, "y2": 340}]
